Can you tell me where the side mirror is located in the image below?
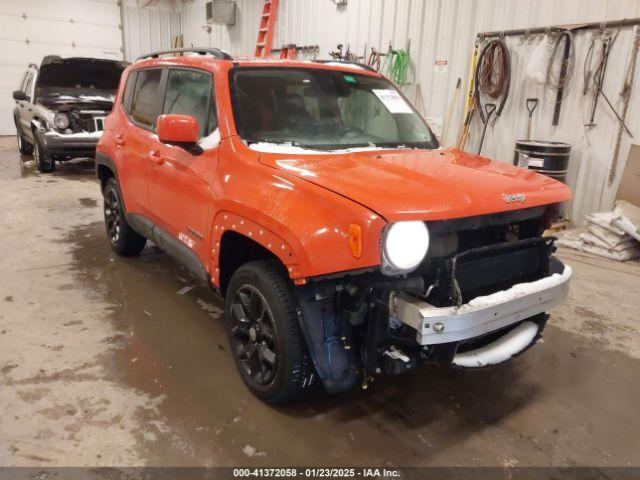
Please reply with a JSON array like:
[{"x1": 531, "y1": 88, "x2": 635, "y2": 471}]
[
  {"x1": 13, "y1": 90, "x2": 27, "y2": 101},
  {"x1": 157, "y1": 114, "x2": 199, "y2": 145}
]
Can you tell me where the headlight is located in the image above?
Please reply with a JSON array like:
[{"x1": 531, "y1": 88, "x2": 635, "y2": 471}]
[
  {"x1": 381, "y1": 221, "x2": 429, "y2": 275},
  {"x1": 53, "y1": 113, "x2": 69, "y2": 130}
]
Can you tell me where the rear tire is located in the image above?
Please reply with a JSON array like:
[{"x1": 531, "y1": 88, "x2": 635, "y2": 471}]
[
  {"x1": 103, "y1": 177, "x2": 146, "y2": 256},
  {"x1": 225, "y1": 260, "x2": 315, "y2": 405},
  {"x1": 16, "y1": 123, "x2": 33, "y2": 155},
  {"x1": 33, "y1": 134, "x2": 55, "y2": 173}
]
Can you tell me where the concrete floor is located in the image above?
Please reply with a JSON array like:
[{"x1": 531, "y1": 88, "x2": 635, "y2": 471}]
[{"x1": 1, "y1": 135, "x2": 639, "y2": 467}]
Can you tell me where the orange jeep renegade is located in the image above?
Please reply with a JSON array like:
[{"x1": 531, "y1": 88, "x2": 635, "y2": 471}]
[{"x1": 97, "y1": 48, "x2": 572, "y2": 404}]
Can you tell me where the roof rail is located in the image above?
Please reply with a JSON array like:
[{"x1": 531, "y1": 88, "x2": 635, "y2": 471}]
[
  {"x1": 137, "y1": 47, "x2": 233, "y2": 61},
  {"x1": 313, "y1": 59, "x2": 376, "y2": 72}
]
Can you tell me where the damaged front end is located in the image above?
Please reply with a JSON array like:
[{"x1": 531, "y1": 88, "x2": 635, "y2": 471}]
[
  {"x1": 295, "y1": 205, "x2": 571, "y2": 393},
  {"x1": 35, "y1": 94, "x2": 113, "y2": 159},
  {"x1": 33, "y1": 57, "x2": 125, "y2": 160}
]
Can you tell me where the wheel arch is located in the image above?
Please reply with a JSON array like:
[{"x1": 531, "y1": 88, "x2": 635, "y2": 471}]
[
  {"x1": 215, "y1": 217, "x2": 299, "y2": 296},
  {"x1": 95, "y1": 152, "x2": 119, "y2": 193}
]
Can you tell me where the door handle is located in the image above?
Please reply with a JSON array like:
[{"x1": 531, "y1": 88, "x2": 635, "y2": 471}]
[
  {"x1": 115, "y1": 134, "x2": 125, "y2": 146},
  {"x1": 148, "y1": 149, "x2": 164, "y2": 165}
]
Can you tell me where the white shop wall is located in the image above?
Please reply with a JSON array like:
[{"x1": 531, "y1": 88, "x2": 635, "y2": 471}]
[
  {"x1": 0, "y1": 0, "x2": 123, "y2": 135},
  {"x1": 181, "y1": 0, "x2": 640, "y2": 225},
  {"x1": 0, "y1": 0, "x2": 180, "y2": 136}
]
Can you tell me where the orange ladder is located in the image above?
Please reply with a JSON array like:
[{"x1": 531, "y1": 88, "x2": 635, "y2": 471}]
[{"x1": 255, "y1": 0, "x2": 279, "y2": 57}]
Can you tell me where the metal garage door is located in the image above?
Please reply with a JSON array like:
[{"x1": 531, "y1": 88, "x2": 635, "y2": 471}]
[{"x1": 0, "y1": 0, "x2": 123, "y2": 135}]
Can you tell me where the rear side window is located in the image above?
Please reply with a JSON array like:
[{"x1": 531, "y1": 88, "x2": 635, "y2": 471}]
[
  {"x1": 130, "y1": 69, "x2": 162, "y2": 129},
  {"x1": 122, "y1": 71, "x2": 137, "y2": 113},
  {"x1": 163, "y1": 68, "x2": 216, "y2": 138}
]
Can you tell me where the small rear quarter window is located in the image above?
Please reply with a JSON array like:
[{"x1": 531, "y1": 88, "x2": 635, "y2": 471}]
[{"x1": 122, "y1": 71, "x2": 137, "y2": 113}]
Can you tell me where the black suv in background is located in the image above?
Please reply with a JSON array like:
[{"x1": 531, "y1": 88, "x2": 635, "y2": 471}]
[{"x1": 13, "y1": 56, "x2": 128, "y2": 172}]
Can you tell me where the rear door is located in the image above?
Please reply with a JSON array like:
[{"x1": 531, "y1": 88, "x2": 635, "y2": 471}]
[
  {"x1": 147, "y1": 67, "x2": 219, "y2": 267},
  {"x1": 115, "y1": 68, "x2": 164, "y2": 217}
]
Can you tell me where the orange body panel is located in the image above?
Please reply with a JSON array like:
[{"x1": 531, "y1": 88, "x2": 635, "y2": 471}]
[{"x1": 97, "y1": 57, "x2": 572, "y2": 288}]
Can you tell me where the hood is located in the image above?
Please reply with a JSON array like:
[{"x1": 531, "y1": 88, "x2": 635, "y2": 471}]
[
  {"x1": 37, "y1": 57, "x2": 126, "y2": 91},
  {"x1": 258, "y1": 148, "x2": 572, "y2": 222}
]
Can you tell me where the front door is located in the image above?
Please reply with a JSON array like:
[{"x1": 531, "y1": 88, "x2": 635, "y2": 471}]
[
  {"x1": 147, "y1": 67, "x2": 219, "y2": 267},
  {"x1": 115, "y1": 68, "x2": 164, "y2": 217}
]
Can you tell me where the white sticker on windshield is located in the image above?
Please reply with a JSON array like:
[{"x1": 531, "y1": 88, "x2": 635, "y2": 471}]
[{"x1": 372, "y1": 89, "x2": 413, "y2": 114}]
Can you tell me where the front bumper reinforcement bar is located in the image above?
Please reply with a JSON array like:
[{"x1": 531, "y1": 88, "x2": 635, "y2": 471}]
[{"x1": 390, "y1": 257, "x2": 571, "y2": 346}]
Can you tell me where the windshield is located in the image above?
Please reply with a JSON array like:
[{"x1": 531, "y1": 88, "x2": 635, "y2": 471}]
[{"x1": 230, "y1": 67, "x2": 438, "y2": 150}]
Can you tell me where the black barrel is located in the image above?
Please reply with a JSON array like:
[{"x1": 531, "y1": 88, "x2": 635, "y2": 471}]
[{"x1": 513, "y1": 140, "x2": 571, "y2": 183}]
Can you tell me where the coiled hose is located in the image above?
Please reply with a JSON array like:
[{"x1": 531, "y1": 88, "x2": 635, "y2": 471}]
[
  {"x1": 382, "y1": 49, "x2": 410, "y2": 86},
  {"x1": 474, "y1": 39, "x2": 511, "y2": 123}
]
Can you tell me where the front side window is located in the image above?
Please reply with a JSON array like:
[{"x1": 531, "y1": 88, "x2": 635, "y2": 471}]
[
  {"x1": 230, "y1": 67, "x2": 437, "y2": 150},
  {"x1": 130, "y1": 69, "x2": 163, "y2": 129},
  {"x1": 23, "y1": 73, "x2": 34, "y2": 100},
  {"x1": 19, "y1": 72, "x2": 29, "y2": 92},
  {"x1": 163, "y1": 68, "x2": 216, "y2": 138}
]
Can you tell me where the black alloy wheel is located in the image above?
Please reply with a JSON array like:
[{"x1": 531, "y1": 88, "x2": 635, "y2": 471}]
[
  {"x1": 102, "y1": 177, "x2": 146, "y2": 256},
  {"x1": 104, "y1": 187, "x2": 121, "y2": 246},
  {"x1": 224, "y1": 260, "x2": 315, "y2": 404},
  {"x1": 230, "y1": 284, "x2": 278, "y2": 385}
]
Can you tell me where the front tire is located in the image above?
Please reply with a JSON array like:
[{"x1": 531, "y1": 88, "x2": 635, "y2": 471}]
[
  {"x1": 33, "y1": 134, "x2": 55, "y2": 173},
  {"x1": 16, "y1": 123, "x2": 33, "y2": 155},
  {"x1": 225, "y1": 260, "x2": 315, "y2": 405},
  {"x1": 103, "y1": 177, "x2": 146, "y2": 256}
]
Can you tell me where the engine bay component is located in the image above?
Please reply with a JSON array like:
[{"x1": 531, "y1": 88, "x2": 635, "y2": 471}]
[{"x1": 53, "y1": 112, "x2": 70, "y2": 130}]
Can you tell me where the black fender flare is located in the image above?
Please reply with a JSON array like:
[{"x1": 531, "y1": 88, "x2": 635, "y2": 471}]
[{"x1": 95, "y1": 152, "x2": 120, "y2": 191}]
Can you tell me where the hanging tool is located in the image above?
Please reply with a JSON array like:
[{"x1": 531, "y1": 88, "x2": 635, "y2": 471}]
[
  {"x1": 548, "y1": 30, "x2": 574, "y2": 126},
  {"x1": 609, "y1": 28, "x2": 640, "y2": 184},
  {"x1": 456, "y1": 42, "x2": 479, "y2": 149},
  {"x1": 442, "y1": 78, "x2": 461, "y2": 146},
  {"x1": 526, "y1": 98, "x2": 539, "y2": 140},
  {"x1": 477, "y1": 103, "x2": 496, "y2": 155},
  {"x1": 367, "y1": 47, "x2": 385, "y2": 71},
  {"x1": 463, "y1": 42, "x2": 479, "y2": 118},
  {"x1": 255, "y1": 0, "x2": 279, "y2": 57},
  {"x1": 457, "y1": 94, "x2": 477, "y2": 150},
  {"x1": 584, "y1": 34, "x2": 611, "y2": 126},
  {"x1": 584, "y1": 28, "x2": 623, "y2": 127},
  {"x1": 475, "y1": 39, "x2": 511, "y2": 125}
]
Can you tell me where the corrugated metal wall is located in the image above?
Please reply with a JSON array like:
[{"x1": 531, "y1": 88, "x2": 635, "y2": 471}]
[
  {"x1": 122, "y1": 4, "x2": 182, "y2": 61},
  {"x1": 181, "y1": 0, "x2": 640, "y2": 224}
]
